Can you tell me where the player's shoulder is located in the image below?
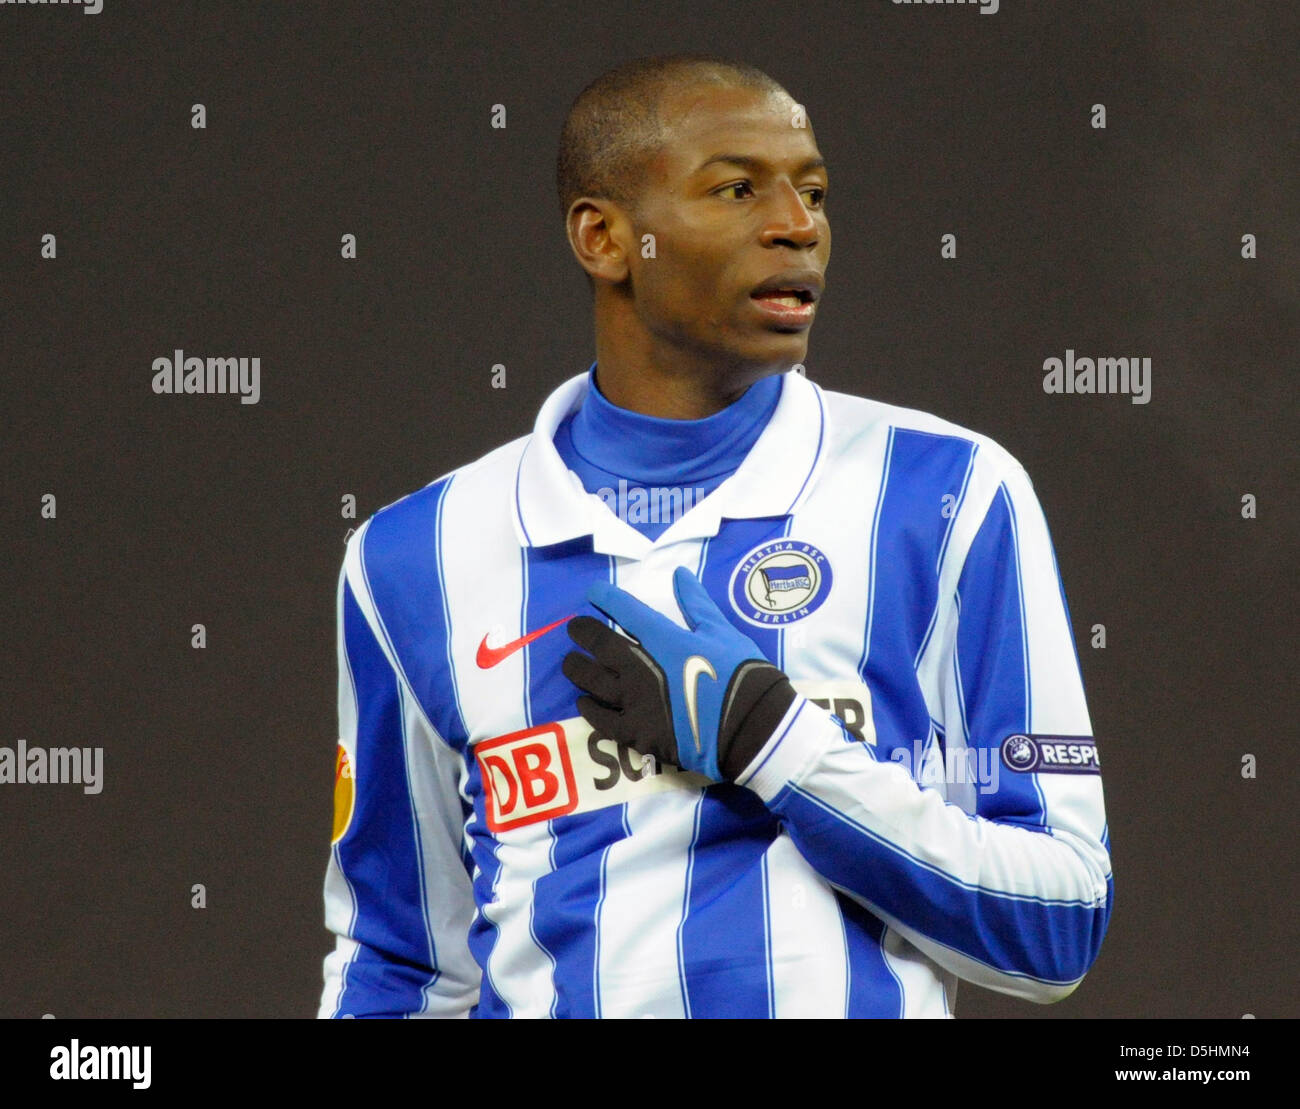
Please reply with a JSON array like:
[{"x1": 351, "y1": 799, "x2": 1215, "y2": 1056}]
[
  {"x1": 345, "y1": 433, "x2": 530, "y2": 574},
  {"x1": 377, "y1": 433, "x2": 528, "y2": 523},
  {"x1": 816, "y1": 381, "x2": 1029, "y2": 481}
]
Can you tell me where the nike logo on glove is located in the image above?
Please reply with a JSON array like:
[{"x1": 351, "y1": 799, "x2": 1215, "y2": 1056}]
[
  {"x1": 476, "y1": 615, "x2": 574, "y2": 669},
  {"x1": 682, "y1": 655, "x2": 717, "y2": 754}
]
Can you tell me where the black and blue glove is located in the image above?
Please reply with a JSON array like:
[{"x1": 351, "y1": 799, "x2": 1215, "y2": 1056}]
[{"x1": 563, "y1": 566, "x2": 798, "y2": 782}]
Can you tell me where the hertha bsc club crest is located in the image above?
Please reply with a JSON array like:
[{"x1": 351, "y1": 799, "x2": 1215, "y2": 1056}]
[{"x1": 729, "y1": 540, "x2": 833, "y2": 627}]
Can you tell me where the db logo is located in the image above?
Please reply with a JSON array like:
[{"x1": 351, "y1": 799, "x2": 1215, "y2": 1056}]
[{"x1": 475, "y1": 724, "x2": 579, "y2": 832}]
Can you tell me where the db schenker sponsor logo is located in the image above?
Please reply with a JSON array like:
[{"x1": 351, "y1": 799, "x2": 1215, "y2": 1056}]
[
  {"x1": 475, "y1": 723, "x2": 579, "y2": 832},
  {"x1": 1000, "y1": 734, "x2": 1100, "y2": 775}
]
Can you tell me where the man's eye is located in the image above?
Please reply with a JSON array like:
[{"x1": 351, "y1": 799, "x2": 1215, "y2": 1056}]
[{"x1": 715, "y1": 182, "x2": 826, "y2": 207}]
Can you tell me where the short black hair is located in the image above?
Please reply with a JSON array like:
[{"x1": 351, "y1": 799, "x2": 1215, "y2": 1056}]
[{"x1": 556, "y1": 53, "x2": 790, "y2": 226}]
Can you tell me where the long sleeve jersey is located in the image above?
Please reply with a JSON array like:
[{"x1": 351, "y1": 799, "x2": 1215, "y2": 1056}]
[{"x1": 317, "y1": 367, "x2": 1113, "y2": 1018}]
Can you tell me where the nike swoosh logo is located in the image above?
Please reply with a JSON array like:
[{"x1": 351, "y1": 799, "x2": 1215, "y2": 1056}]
[
  {"x1": 682, "y1": 655, "x2": 717, "y2": 754},
  {"x1": 476, "y1": 614, "x2": 574, "y2": 669}
]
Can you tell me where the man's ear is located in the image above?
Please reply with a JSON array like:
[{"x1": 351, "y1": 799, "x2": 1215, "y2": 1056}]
[{"x1": 566, "y1": 198, "x2": 632, "y2": 287}]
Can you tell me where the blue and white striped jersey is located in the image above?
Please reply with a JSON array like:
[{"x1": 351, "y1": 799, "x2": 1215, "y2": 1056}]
[{"x1": 317, "y1": 367, "x2": 1113, "y2": 1019}]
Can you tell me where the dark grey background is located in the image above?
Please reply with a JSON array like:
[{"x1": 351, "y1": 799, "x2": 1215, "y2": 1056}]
[{"x1": 1, "y1": 0, "x2": 1295, "y2": 1018}]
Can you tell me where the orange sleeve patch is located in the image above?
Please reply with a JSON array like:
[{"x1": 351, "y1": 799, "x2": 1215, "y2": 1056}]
[{"x1": 332, "y1": 744, "x2": 355, "y2": 844}]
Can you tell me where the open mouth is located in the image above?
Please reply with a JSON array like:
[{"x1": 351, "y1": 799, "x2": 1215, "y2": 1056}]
[
  {"x1": 749, "y1": 271, "x2": 823, "y2": 312},
  {"x1": 750, "y1": 289, "x2": 814, "y2": 308},
  {"x1": 749, "y1": 277, "x2": 820, "y2": 328}
]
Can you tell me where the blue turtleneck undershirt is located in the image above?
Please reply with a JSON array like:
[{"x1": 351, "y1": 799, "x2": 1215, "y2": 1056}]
[{"x1": 552, "y1": 366, "x2": 784, "y2": 541}]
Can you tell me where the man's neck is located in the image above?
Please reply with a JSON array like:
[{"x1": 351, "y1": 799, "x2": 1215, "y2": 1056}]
[
  {"x1": 593, "y1": 371, "x2": 748, "y2": 418},
  {"x1": 590, "y1": 287, "x2": 797, "y2": 417},
  {"x1": 592, "y1": 342, "x2": 779, "y2": 420}
]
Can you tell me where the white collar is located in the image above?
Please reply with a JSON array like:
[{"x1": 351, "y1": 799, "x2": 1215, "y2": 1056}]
[{"x1": 511, "y1": 367, "x2": 828, "y2": 558}]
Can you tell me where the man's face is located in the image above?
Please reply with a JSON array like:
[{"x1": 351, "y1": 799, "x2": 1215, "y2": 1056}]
[{"x1": 621, "y1": 83, "x2": 830, "y2": 375}]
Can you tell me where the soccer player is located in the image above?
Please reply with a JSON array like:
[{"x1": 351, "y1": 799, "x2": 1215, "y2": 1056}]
[{"x1": 317, "y1": 54, "x2": 1113, "y2": 1018}]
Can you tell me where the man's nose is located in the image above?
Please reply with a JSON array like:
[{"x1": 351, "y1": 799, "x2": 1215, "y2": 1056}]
[{"x1": 760, "y1": 181, "x2": 819, "y2": 249}]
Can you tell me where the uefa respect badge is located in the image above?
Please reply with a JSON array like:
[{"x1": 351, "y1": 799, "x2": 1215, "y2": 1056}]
[
  {"x1": 1000, "y1": 734, "x2": 1101, "y2": 775},
  {"x1": 729, "y1": 539, "x2": 833, "y2": 627}
]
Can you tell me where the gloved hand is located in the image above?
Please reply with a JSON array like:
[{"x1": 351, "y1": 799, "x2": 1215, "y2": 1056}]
[{"x1": 563, "y1": 566, "x2": 798, "y2": 782}]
